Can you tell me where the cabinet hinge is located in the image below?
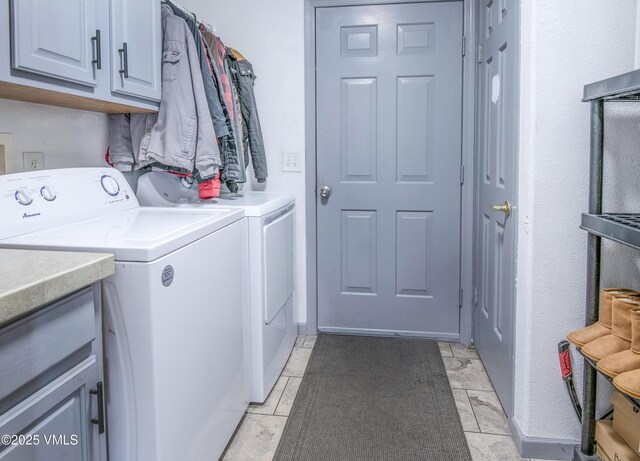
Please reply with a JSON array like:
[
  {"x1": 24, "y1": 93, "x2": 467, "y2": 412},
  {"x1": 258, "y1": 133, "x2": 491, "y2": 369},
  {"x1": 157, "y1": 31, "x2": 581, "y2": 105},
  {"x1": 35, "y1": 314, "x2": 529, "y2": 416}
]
[
  {"x1": 477, "y1": 45, "x2": 483, "y2": 64},
  {"x1": 460, "y1": 164, "x2": 465, "y2": 185},
  {"x1": 462, "y1": 36, "x2": 466, "y2": 57},
  {"x1": 459, "y1": 288, "x2": 464, "y2": 308}
]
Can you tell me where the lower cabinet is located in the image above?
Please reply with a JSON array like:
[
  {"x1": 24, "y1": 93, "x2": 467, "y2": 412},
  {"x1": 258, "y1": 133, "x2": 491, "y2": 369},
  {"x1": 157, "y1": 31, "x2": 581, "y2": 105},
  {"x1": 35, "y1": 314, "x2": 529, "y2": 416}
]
[
  {"x1": 0, "y1": 358, "x2": 102, "y2": 461},
  {"x1": 0, "y1": 286, "x2": 106, "y2": 461}
]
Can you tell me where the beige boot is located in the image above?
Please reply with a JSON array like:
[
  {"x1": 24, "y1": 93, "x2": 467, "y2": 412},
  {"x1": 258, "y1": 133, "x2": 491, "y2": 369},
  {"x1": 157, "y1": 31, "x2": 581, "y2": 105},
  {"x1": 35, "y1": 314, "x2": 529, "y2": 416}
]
[
  {"x1": 581, "y1": 298, "x2": 640, "y2": 362},
  {"x1": 597, "y1": 310, "x2": 640, "y2": 378},
  {"x1": 613, "y1": 367, "x2": 640, "y2": 399},
  {"x1": 567, "y1": 289, "x2": 640, "y2": 347}
]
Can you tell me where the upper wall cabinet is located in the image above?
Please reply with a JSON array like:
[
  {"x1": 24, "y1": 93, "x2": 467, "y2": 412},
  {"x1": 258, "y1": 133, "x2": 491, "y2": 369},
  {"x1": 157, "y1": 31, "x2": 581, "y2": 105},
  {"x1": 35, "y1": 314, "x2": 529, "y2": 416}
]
[
  {"x1": 12, "y1": 0, "x2": 99, "y2": 87},
  {"x1": 0, "y1": 0, "x2": 161, "y2": 113},
  {"x1": 110, "y1": 0, "x2": 162, "y2": 101}
]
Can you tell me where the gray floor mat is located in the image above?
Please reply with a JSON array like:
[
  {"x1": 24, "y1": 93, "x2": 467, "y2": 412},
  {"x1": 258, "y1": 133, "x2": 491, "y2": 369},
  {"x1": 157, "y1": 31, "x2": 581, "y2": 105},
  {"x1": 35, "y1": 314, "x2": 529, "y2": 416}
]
[{"x1": 274, "y1": 334, "x2": 473, "y2": 461}]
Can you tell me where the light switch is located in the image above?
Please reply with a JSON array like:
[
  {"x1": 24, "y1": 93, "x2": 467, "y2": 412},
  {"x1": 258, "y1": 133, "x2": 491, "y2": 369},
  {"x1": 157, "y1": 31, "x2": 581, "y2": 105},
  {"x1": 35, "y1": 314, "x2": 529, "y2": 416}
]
[{"x1": 282, "y1": 151, "x2": 302, "y2": 173}]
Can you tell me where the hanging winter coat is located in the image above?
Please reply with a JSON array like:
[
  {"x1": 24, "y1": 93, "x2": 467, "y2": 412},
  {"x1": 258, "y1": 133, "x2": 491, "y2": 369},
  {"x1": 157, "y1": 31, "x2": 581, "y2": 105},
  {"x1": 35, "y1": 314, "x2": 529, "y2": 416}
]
[
  {"x1": 201, "y1": 30, "x2": 246, "y2": 192},
  {"x1": 108, "y1": 5, "x2": 221, "y2": 182},
  {"x1": 165, "y1": 1, "x2": 228, "y2": 139},
  {"x1": 227, "y1": 48, "x2": 268, "y2": 183}
]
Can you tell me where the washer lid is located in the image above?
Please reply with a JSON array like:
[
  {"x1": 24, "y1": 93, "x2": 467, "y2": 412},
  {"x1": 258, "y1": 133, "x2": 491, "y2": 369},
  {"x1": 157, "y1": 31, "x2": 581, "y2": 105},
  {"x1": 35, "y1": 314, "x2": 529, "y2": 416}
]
[{"x1": 0, "y1": 207, "x2": 244, "y2": 262}]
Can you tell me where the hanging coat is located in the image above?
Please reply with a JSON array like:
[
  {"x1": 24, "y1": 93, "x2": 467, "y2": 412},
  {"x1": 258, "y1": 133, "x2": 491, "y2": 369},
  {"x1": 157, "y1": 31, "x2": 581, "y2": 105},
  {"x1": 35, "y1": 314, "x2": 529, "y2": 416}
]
[
  {"x1": 136, "y1": 5, "x2": 220, "y2": 181},
  {"x1": 201, "y1": 30, "x2": 246, "y2": 192},
  {"x1": 227, "y1": 48, "x2": 268, "y2": 183}
]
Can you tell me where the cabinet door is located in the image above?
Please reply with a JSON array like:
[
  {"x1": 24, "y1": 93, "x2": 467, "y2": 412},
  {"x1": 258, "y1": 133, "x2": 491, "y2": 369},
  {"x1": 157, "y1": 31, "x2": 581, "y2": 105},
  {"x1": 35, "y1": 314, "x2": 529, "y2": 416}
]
[
  {"x1": 109, "y1": 0, "x2": 161, "y2": 102},
  {"x1": 0, "y1": 357, "x2": 104, "y2": 461},
  {"x1": 11, "y1": 0, "x2": 98, "y2": 87}
]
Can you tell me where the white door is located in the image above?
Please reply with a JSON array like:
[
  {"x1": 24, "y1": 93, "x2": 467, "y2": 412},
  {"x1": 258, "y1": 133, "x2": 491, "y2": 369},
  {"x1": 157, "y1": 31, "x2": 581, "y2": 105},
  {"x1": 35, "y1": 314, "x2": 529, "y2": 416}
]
[
  {"x1": 316, "y1": 2, "x2": 464, "y2": 337},
  {"x1": 474, "y1": 0, "x2": 519, "y2": 416}
]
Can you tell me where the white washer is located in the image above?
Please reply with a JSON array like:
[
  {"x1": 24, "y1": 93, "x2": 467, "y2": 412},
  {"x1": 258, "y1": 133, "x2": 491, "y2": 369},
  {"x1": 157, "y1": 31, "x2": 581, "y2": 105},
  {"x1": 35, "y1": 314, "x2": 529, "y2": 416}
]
[
  {"x1": 137, "y1": 172, "x2": 296, "y2": 403},
  {"x1": 0, "y1": 168, "x2": 249, "y2": 461}
]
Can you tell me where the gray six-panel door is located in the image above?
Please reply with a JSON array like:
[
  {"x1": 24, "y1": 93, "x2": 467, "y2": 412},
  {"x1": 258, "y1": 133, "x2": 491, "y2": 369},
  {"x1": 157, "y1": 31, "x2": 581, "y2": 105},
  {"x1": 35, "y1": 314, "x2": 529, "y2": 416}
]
[
  {"x1": 474, "y1": 0, "x2": 519, "y2": 416},
  {"x1": 316, "y1": 2, "x2": 464, "y2": 337}
]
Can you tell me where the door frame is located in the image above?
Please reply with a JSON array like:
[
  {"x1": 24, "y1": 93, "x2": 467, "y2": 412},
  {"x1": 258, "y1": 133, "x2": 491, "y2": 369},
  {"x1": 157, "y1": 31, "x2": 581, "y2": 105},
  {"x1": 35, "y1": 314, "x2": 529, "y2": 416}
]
[{"x1": 304, "y1": 0, "x2": 478, "y2": 344}]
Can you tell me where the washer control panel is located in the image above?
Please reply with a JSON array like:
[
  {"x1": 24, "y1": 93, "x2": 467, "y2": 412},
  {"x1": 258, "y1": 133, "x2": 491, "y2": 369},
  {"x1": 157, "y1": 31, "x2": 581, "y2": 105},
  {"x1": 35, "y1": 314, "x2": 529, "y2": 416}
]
[{"x1": 0, "y1": 168, "x2": 139, "y2": 239}]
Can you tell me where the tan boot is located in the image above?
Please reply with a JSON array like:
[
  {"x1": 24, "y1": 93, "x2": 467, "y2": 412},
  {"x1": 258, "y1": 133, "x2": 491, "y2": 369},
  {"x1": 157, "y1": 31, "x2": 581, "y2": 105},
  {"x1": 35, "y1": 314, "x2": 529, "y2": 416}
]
[
  {"x1": 613, "y1": 367, "x2": 640, "y2": 399},
  {"x1": 581, "y1": 298, "x2": 640, "y2": 362},
  {"x1": 597, "y1": 310, "x2": 640, "y2": 378},
  {"x1": 567, "y1": 289, "x2": 640, "y2": 347}
]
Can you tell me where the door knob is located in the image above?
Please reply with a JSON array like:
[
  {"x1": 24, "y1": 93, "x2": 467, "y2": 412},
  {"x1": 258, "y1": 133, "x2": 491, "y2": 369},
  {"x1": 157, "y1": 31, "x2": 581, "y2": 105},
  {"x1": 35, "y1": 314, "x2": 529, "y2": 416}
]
[
  {"x1": 319, "y1": 185, "x2": 332, "y2": 198},
  {"x1": 490, "y1": 201, "x2": 511, "y2": 217}
]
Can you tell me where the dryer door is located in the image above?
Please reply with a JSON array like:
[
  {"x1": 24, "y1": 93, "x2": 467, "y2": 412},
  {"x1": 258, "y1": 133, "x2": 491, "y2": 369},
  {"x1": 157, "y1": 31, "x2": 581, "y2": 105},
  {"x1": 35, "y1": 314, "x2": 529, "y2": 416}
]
[{"x1": 263, "y1": 206, "x2": 295, "y2": 325}]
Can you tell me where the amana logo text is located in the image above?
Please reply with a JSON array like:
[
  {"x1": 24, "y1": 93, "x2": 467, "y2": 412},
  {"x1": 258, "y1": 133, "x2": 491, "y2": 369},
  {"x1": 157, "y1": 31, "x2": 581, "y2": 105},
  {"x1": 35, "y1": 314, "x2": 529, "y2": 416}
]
[{"x1": 22, "y1": 212, "x2": 41, "y2": 219}]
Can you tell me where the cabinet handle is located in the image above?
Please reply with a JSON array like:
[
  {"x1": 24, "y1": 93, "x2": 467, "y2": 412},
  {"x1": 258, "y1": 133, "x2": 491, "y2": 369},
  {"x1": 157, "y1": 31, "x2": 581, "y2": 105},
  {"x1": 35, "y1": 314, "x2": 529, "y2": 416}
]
[
  {"x1": 90, "y1": 382, "x2": 105, "y2": 434},
  {"x1": 91, "y1": 30, "x2": 102, "y2": 70},
  {"x1": 118, "y1": 42, "x2": 129, "y2": 79}
]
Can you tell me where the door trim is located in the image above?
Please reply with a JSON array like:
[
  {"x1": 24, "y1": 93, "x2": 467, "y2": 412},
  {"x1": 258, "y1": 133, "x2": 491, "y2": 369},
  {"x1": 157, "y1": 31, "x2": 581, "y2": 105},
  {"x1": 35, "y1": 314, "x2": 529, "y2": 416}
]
[{"x1": 304, "y1": 0, "x2": 477, "y2": 344}]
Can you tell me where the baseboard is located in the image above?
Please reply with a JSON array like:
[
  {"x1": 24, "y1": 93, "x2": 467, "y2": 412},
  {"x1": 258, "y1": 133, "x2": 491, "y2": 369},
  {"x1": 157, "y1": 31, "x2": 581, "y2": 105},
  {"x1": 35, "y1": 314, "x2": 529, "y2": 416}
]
[{"x1": 508, "y1": 417, "x2": 578, "y2": 460}]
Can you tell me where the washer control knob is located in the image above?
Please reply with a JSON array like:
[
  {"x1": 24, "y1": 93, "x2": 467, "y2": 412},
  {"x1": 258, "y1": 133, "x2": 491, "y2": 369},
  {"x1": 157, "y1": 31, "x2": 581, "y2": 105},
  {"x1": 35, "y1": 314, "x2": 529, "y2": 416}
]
[
  {"x1": 101, "y1": 175, "x2": 120, "y2": 196},
  {"x1": 40, "y1": 186, "x2": 56, "y2": 201},
  {"x1": 15, "y1": 189, "x2": 33, "y2": 206}
]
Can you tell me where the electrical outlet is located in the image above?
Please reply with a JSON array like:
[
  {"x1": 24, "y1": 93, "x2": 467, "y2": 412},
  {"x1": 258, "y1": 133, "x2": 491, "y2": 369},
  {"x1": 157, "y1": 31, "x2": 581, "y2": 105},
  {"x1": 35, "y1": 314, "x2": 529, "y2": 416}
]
[
  {"x1": 0, "y1": 133, "x2": 14, "y2": 175},
  {"x1": 282, "y1": 151, "x2": 302, "y2": 173},
  {"x1": 23, "y1": 152, "x2": 44, "y2": 171}
]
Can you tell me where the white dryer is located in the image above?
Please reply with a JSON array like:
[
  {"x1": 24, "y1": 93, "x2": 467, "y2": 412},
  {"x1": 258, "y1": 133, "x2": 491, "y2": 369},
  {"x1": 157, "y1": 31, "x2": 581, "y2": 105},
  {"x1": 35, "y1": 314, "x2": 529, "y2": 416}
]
[
  {"x1": 137, "y1": 172, "x2": 296, "y2": 403},
  {"x1": 0, "y1": 168, "x2": 249, "y2": 461}
]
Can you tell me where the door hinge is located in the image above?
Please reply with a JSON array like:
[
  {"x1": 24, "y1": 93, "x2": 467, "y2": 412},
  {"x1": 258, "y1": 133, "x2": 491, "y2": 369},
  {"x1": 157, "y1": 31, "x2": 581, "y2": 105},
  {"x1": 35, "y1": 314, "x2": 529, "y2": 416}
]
[
  {"x1": 477, "y1": 45, "x2": 483, "y2": 64},
  {"x1": 459, "y1": 288, "x2": 464, "y2": 308},
  {"x1": 460, "y1": 164, "x2": 465, "y2": 185},
  {"x1": 474, "y1": 286, "x2": 479, "y2": 305},
  {"x1": 462, "y1": 36, "x2": 466, "y2": 57}
]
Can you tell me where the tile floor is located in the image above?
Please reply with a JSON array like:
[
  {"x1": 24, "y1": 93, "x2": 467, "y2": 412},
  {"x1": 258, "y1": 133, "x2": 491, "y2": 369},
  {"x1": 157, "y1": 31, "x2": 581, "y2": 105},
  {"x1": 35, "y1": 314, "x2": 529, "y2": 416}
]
[{"x1": 222, "y1": 337, "x2": 563, "y2": 461}]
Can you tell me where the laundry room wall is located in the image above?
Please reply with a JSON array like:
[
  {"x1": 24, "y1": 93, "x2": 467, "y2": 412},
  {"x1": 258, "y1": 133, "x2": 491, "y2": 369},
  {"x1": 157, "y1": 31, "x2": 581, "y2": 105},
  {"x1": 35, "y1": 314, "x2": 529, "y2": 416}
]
[
  {"x1": 0, "y1": 99, "x2": 107, "y2": 172},
  {"x1": 515, "y1": 0, "x2": 639, "y2": 448},
  {"x1": 180, "y1": 0, "x2": 308, "y2": 326}
]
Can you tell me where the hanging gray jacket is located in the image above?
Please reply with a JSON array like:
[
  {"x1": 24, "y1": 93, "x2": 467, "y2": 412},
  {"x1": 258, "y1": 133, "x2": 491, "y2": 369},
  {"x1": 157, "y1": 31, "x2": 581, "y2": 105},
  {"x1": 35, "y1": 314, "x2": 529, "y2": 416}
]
[
  {"x1": 135, "y1": 5, "x2": 220, "y2": 181},
  {"x1": 108, "y1": 113, "x2": 157, "y2": 171},
  {"x1": 227, "y1": 49, "x2": 268, "y2": 183},
  {"x1": 165, "y1": 2, "x2": 229, "y2": 138}
]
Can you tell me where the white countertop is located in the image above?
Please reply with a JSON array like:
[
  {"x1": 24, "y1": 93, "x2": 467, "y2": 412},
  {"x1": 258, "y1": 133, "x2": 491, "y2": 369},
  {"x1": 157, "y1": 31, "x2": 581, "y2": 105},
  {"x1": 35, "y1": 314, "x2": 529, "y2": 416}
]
[{"x1": 0, "y1": 249, "x2": 114, "y2": 326}]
